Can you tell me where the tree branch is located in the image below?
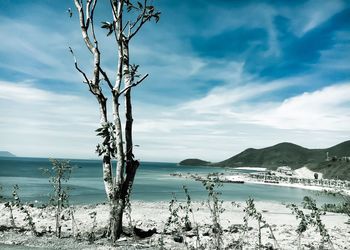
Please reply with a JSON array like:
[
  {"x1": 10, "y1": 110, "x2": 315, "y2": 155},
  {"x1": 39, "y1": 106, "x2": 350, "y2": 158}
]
[
  {"x1": 85, "y1": 0, "x2": 92, "y2": 29},
  {"x1": 89, "y1": 0, "x2": 98, "y2": 45},
  {"x1": 74, "y1": 0, "x2": 95, "y2": 53},
  {"x1": 118, "y1": 73, "x2": 148, "y2": 96},
  {"x1": 128, "y1": 0, "x2": 148, "y2": 40},
  {"x1": 110, "y1": 0, "x2": 125, "y2": 92},
  {"x1": 99, "y1": 66, "x2": 114, "y2": 90},
  {"x1": 69, "y1": 47, "x2": 94, "y2": 94}
]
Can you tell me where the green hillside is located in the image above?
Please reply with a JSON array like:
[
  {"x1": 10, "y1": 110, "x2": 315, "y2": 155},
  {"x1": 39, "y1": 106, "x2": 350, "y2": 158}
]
[
  {"x1": 214, "y1": 142, "x2": 323, "y2": 170},
  {"x1": 308, "y1": 160, "x2": 350, "y2": 180},
  {"x1": 179, "y1": 141, "x2": 350, "y2": 180},
  {"x1": 178, "y1": 158, "x2": 211, "y2": 166}
]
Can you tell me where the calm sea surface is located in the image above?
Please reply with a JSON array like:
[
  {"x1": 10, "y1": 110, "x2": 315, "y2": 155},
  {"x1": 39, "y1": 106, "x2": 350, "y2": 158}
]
[{"x1": 0, "y1": 157, "x2": 339, "y2": 205}]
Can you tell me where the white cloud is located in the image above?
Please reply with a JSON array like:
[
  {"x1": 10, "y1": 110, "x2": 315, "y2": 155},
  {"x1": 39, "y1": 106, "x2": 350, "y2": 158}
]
[
  {"x1": 286, "y1": 0, "x2": 345, "y2": 36},
  {"x1": 131, "y1": 80, "x2": 350, "y2": 162},
  {"x1": 247, "y1": 83, "x2": 350, "y2": 131},
  {"x1": 0, "y1": 81, "x2": 78, "y2": 103},
  {"x1": 0, "y1": 2, "x2": 349, "y2": 163},
  {"x1": 0, "y1": 80, "x2": 100, "y2": 158},
  {"x1": 181, "y1": 77, "x2": 350, "y2": 132}
]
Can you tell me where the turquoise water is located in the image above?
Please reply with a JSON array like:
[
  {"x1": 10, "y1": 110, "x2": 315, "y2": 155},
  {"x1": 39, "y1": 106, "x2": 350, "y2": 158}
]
[{"x1": 0, "y1": 157, "x2": 339, "y2": 205}]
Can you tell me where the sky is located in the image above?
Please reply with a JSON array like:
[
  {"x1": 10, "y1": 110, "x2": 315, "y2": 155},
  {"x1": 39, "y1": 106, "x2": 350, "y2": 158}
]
[{"x1": 0, "y1": 0, "x2": 350, "y2": 162}]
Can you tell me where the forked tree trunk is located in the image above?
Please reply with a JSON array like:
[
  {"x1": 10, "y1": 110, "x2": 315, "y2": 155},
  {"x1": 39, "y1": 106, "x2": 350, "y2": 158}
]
[
  {"x1": 73, "y1": 0, "x2": 159, "y2": 242},
  {"x1": 122, "y1": 40, "x2": 138, "y2": 198}
]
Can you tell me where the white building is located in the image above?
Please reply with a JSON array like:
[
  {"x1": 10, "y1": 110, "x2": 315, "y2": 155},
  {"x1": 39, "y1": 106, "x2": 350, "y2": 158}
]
[{"x1": 276, "y1": 166, "x2": 293, "y2": 176}]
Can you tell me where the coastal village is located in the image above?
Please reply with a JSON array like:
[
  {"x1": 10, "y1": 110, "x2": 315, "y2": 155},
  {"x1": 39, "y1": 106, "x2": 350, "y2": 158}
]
[{"x1": 174, "y1": 151, "x2": 350, "y2": 194}]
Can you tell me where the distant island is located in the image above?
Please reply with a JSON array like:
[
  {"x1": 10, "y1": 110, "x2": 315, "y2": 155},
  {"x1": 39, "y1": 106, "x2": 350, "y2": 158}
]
[
  {"x1": 178, "y1": 158, "x2": 211, "y2": 166},
  {"x1": 0, "y1": 151, "x2": 16, "y2": 157},
  {"x1": 179, "y1": 141, "x2": 350, "y2": 180}
]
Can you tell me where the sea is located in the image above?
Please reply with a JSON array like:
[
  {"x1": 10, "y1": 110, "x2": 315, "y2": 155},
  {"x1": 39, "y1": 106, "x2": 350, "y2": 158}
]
[{"x1": 0, "y1": 157, "x2": 340, "y2": 205}]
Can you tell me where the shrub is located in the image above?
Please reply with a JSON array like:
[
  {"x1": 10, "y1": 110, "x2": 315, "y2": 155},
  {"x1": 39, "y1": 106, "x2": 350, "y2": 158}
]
[{"x1": 41, "y1": 159, "x2": 73, "y2": 238}]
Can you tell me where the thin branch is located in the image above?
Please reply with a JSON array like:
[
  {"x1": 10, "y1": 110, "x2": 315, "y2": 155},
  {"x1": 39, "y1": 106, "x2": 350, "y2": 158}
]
[
  {"x1": 110, "y1": 0, "x2": 124, "y2": 91},
  {"x1": 85, "y1": 0, "x2": 92, "y2": 29},
  {"x1": 128, "y1": 0, "x2": 148, "y2": 40},
  {"x1": 122, "y1": 20, "x2": 130, "y2": 33},
  {"x1": 74, "y1": 0, "x2": 95, "y2": 53},
  {"x1": 110, "y1": 0, "x2": 124, "y2": 45},
  {"x1": 69, "y1": 47, "x2": 94, "y2": 94},
  {"x1": 129, "y1": 13, "x2": 143, "y2": 30},
  {"x1": 118, "y1": 73, "x2": 148, "y2": 96},
  {"x1": 90, "y1": 0, "x2": 98, "y2": 45},
  {"x1": 99, "y1": 66, "x2": 114, "y2": 90}
]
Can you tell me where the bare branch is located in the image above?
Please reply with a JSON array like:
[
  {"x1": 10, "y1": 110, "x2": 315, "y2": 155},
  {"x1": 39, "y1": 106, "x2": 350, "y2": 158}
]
[
  {"x1": 110, "y1": 0, "x2": 124, "y2": 91},
  {"x1": 69, "y1": 47, "x2": 94, "y2": 94},
  {"x1": 122, "y1": 20, "x2": 130, "y2": 33},
  {"x1": 118, "y1": 73, "x2": 148, "y2": 96},
  {"x1": 99, "y1": 66, "x2": 114, "y2": 90},
  {"x1": 85, "y1": 0, "x2": 92, "y2": 29},
  {"x1": 74, "y1": 0, "x2": 95, "y2": 53},
  {"x1": 90, "y1": 0, "x2": 99, "y2": 46},
  {"x1": 110, "y1": 0, "x2": 124, "y2": 44}
]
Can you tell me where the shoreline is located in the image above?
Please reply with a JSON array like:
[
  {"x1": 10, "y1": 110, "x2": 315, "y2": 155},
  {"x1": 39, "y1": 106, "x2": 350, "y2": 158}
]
[
  {"x1": 227, "y1": 175, "x2": 339, "y2": 193},
  {"x1": 176, "y1": 166, "x2": 350, "y2": 196}
]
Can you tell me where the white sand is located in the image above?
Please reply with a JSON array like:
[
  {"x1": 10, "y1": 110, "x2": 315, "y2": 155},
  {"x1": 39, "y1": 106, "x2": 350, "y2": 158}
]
[
  {"x1": 234, "y1": 167, "x2": 267, "y2": 171},
  {"x1": 294, "y1": 166, "x2": 323, "y2": 179},
  {"x1": 0, "y1": 201, "x2": 349, "y2": 249}
]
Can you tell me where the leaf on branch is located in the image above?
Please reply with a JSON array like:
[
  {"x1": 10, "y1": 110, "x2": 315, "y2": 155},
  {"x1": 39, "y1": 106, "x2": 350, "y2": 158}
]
[
  {"x1": 127, "y1": 4, "x2": 133, "y2": 12},
  {"x1": 107, "y1": 29, "x2": 113, "y2": 36},
  {"x1": 154, "y1": 12, "x2": 161, "y2": 23},
  {"x1": 101, "y1": 21, "x2": 113, "y2": 36},
  {"x1": 67, "y1": 8, "x2": 73, "y2": 18},
  {"x1": 101, "y1": 21, "x2": 111, "y2": 29},
  {"x1": 137, "y1": 1, "x2": 143, "y2": 9},
  {"x1": 95, "y1": 127, "x2": 104, "y2": 132}
]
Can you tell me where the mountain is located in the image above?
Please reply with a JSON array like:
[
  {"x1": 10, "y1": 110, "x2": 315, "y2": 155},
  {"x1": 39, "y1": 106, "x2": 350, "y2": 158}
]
[
  {"x1": 215, "y1": 142, "x2": 323, "y2": 170},
  {"x1": 178, "y1": 158, "x2": 211, "y2": 166},
  {"x1": 179, "y1": 141, "x2": 350, "y2": 180},
  {"x1": 0, "y1": 151, "x2": 16, "y2": 157}
]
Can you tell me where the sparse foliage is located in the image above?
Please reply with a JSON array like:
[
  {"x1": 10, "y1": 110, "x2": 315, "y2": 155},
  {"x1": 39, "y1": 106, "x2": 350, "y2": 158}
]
[
  {"x1": 242, "y1": 198, "x2": 280, "y2": 249},
  {"x1": 201, "y1": 174, "x2": 224, "y2": 250},
  {"x1": 288, "y1": 196, "x2": 334, "y2": 250},
  {"x1": 5, "y1": 185, "x2": 38, "y2": 236},
  {"x1": 322, "y1": 189, "x2": 350, "y2": 223},
  {"x1": 41, "y1": 159, "x2": 73, "y2": 238},
  {"x1": 71, "y1": 0, "x2": 160, "y2": 242}
]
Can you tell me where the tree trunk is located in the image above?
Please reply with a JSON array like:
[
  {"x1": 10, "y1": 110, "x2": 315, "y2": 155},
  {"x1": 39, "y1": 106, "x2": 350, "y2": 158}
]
[
  {"x1": 97, "y1": 97, "x2": 114, "y2": 201},
  {"x1": 72, "y1": 0, "x2": 159, "y2": 243},
  {"x1": 112, "y1": 94, "x2": 125, "y2": 196},
  {"x1": 56, "y1": 178, "x2": 62, "y2": 238},
  {"x1": 122, "y1": 41, "x2": 138, "y2": 197},
  {"x1": 109, "y1": 199, "x2": 125, "y2": 241}
]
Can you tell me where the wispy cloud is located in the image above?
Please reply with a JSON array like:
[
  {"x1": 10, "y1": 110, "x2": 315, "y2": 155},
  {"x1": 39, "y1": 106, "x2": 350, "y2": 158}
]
[
  {"x1": 288, "y1": 0, "x2": 345, "y2": 36},
  {"x1": 0, "y1": 81, "x2": 79, "y2": 103},
  {"x1": 0, "y1": 1, "x2": 350, "y2": 162},
  {"x1": 0, "y1": 80, "x2": 99, "y2": 158},
  {"x1": 246, "y1": 83, "x2": 350, "y2": 131}
]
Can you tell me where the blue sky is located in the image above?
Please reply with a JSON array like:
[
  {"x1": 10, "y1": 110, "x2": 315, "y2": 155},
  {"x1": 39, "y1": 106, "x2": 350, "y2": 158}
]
[{"x1": 0, "y1": 0, "x2": 350, "y2": 162}]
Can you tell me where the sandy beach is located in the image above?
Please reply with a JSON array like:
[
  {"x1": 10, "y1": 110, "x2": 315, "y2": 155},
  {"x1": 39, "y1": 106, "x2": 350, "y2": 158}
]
[{"x1": 0, "y1": 200, "x2": 349, "y2": 249}]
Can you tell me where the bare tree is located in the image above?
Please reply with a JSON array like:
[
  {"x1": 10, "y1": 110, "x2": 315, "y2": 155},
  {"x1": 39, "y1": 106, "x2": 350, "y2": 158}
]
[{"x1": 70, "y1": 0, "x2": 160, "y2": 242}]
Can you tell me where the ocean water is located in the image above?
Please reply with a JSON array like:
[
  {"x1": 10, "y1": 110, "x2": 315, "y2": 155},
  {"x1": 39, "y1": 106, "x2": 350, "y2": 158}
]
[{"x1": 0, "y1": 157, "x2": 340, "y2": 205}]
